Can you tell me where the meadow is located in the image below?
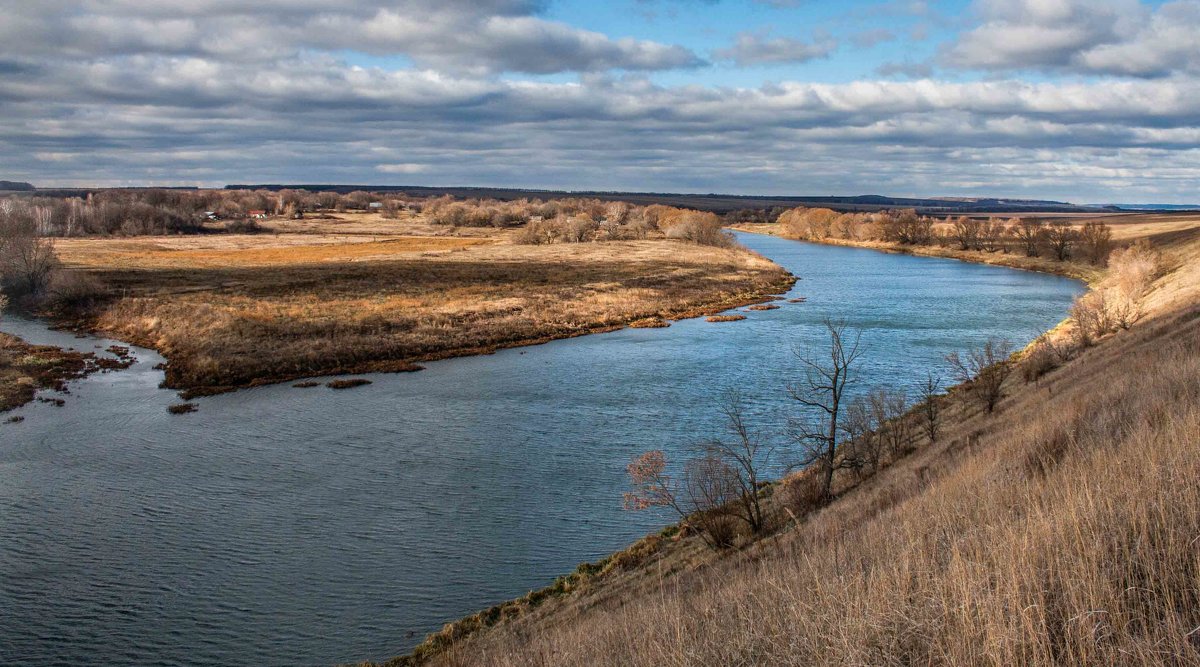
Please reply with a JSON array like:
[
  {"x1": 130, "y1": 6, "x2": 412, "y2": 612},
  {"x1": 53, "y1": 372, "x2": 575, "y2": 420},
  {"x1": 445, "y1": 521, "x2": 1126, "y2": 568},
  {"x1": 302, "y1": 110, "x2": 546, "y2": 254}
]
[{"x1": 49, "y1": 211, "x2": 792, "y2": 395}]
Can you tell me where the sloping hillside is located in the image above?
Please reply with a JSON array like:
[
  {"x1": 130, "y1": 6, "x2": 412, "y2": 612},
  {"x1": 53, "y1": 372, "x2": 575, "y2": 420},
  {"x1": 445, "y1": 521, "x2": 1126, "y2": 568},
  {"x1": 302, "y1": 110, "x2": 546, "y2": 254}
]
[{"x1": 380, "y1": 219, "x2": 1200, "y2": 667}]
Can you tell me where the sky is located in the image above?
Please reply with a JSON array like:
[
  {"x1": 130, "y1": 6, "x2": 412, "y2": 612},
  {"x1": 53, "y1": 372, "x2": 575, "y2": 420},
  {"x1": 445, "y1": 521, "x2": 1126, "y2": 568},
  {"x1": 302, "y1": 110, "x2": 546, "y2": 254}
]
[{"x1": 1, "y1": 0, "x2": 1198, "y2": 202}]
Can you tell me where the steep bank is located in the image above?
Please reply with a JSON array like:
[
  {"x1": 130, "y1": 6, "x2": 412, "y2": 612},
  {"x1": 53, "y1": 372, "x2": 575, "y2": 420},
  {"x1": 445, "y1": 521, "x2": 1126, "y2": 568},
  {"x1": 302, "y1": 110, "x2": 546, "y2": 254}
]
[{"x1": 377, "y1": 221, "x2": 1200, "y2": 666}]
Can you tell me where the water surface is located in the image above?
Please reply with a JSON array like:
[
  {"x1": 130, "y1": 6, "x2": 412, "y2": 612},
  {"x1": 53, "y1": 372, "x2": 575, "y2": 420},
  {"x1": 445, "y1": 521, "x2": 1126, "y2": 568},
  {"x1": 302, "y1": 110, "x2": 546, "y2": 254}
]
[{"x1": 0, "y1": 234, "x2": 1083, "y2": 666}]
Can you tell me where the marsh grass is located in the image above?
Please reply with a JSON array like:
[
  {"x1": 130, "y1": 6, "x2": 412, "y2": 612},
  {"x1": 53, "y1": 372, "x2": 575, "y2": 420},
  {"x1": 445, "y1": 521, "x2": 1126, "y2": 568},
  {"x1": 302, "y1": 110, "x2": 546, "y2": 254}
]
[
  {"x1": 706, "y1": 314, "x2": 747, "y2": 322},
  {"x1": 0, "y1": 332, "x2": 94, "y2": 411}
]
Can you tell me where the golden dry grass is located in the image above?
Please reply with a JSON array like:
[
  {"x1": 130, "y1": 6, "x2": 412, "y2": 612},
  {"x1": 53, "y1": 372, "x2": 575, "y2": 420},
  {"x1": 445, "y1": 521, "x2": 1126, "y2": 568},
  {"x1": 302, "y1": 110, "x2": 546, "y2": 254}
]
[
  {"x1": 55, "y1": 235, "x2": 489, "y2": 269},
  {"x1": 55, "y1": 218, "x2": 792, "y2": 393},
  {"x1": 379, "y1": 216, "x2": 1200, "y2": 667}
]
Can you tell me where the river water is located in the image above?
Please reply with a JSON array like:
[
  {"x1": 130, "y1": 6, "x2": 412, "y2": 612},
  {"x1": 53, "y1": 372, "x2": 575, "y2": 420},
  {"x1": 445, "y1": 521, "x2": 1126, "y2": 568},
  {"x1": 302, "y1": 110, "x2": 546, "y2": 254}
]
[{"x1": 0, "y1": 233, "x2": 1083, "y2": 666}]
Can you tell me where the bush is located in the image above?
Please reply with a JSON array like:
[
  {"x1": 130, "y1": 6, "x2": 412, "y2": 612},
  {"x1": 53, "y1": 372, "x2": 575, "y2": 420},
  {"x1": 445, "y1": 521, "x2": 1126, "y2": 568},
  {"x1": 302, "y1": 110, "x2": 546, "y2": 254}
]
[
  {"x1": 226, "y1": 218, "x2": 264, "y2": 234},
  {"x1": 664, "y1": 213, "x2": 735, "y2": 248},
  {"x1": 779, "y1": 472, "x2": 825, "y2": 518},
  {"x1": 46, "y1": 271, "x2": 107, "y2": 313}
]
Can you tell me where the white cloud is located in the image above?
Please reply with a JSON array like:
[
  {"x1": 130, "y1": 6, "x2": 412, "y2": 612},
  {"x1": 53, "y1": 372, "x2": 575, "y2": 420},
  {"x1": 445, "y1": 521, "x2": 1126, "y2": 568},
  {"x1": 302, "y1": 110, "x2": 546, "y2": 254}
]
[
  {"x1": 944, "y1": 0, "x2": 1200, "y2": 77},
  {"x1": 0, "y1": 1, "x2": 703, "y2": 74},
  {"x1": 376, "y1": 163, "x2": 428, "y2": 174},
  {"x1": 714, "y1": 32, "x2": 837, "y2": 66}
]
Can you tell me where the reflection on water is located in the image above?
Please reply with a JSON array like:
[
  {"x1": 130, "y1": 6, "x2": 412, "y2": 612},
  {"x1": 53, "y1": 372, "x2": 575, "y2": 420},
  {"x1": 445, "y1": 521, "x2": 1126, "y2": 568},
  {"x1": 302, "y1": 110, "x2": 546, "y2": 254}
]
[{"x1": 0, "y1": 234, "x2": 1083, "y2": 666}]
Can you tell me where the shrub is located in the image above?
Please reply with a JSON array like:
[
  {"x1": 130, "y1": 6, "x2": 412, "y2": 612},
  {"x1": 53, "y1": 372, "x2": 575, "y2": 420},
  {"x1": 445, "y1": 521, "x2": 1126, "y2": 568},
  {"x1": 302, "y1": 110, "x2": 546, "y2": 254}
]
[
  {"x1": 946, "y1": 338, "x2": 1015, "y2": 413},
  {"x1": 226, "y1": 218, "x2": 264, "y2": 234},
  {"x1": 664, "y1": 213, "x2": 735, "y2": 248},
  {"x1": 779, "y1": 472, "x2": 825, "y2": 518},
  {"x1": 46, "y1": 271, "x2": 107, "y2": 313}
]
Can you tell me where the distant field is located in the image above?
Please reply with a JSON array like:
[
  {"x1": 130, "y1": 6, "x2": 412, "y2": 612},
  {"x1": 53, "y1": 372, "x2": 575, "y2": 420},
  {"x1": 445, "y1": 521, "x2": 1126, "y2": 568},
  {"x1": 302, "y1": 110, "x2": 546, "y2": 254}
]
[
  {"x1": 58, "y1": 213, "x2": 793, "y2": 394},
  {"x1": 56, "y1": 234, "x2": 490, "y2": 270}
]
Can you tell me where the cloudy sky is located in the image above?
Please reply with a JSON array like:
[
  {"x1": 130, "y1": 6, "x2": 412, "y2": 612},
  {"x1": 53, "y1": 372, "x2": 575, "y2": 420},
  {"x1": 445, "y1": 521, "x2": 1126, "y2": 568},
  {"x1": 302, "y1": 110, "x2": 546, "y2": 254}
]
[{"x1": 2, "y1": 0, "x2": 1198, "y2": 202}]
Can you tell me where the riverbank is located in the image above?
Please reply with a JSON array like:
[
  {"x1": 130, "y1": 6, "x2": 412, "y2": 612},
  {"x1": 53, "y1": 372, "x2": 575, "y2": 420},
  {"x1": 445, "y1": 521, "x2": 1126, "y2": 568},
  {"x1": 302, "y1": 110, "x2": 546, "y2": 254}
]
[
  {"x1": 374, "y1": 217, "x2": 1200, "y2": 667},
  {"x1": 728, "y1": 221, "x2": 1106, "y2": 285},
  {"x1": 46, "y1": 215, "x2": 793, "y2": 397}
]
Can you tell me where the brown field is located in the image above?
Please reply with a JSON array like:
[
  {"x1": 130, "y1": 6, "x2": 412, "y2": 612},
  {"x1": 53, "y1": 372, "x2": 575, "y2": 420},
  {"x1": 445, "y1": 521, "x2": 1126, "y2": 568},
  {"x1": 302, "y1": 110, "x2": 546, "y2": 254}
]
[
  {"x1": 376, "y1": 217, "x2": 1200, "y2": 667},
  {"x1": 54, "y1": 214, "x2": 793, "y2": 394},
  {"x1": 54, "y1": 235, "x2": 490, "y2": 270}
]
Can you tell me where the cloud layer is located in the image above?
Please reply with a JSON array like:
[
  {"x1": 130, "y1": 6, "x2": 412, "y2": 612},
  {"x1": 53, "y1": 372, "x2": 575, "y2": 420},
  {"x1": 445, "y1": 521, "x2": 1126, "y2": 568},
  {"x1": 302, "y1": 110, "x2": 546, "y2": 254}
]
[{"x1": 2, "y1": 0, "x2": 1200, "y2": 201}]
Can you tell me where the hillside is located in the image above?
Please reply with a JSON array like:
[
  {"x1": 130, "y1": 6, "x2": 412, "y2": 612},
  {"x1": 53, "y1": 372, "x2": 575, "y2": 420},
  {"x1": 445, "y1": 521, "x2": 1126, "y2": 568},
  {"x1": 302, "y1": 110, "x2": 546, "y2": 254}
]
[{"x1": 379, "y1": 216, "x2": 1200, "y2": 666}]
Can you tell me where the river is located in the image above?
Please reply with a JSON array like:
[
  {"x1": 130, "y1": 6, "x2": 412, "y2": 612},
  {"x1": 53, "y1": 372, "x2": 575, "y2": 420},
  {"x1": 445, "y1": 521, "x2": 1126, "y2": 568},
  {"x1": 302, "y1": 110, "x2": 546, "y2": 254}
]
[{"x1": 0, "y1": 233, "x2": 1083, "y2": 666}]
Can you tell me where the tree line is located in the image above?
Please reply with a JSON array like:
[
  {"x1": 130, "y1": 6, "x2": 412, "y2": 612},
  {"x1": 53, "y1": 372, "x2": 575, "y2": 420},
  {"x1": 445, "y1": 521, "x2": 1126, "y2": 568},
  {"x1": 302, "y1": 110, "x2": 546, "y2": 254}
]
[{"x1": 775, "y1": 207, "x2": 1114, "y2": 265}]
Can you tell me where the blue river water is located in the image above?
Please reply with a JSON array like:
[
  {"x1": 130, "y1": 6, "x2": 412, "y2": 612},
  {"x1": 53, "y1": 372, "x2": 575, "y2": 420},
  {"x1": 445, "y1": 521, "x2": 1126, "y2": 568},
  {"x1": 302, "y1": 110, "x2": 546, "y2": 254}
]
[{"x1": 0, "y1": 233, "x2": 1083, "y2": 666}]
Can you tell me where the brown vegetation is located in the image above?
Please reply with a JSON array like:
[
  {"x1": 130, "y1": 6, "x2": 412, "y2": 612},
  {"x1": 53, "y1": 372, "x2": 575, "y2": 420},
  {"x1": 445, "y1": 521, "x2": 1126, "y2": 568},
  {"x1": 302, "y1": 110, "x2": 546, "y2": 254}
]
[
  {"x1": 0, "y1": 332, "x2": 130, "y2": 412},
  {"x1": 376, "y1": 215, "x2": 1200, "y2": 667},
  {"x1": 326, "y1": 378, "x2": 372, "y2": 390},
  {"x1": 705, "y1": 314, "x2": 747, "y2": 322},
  {"x1": 40, "y1": 212, "x2": 790, "y2": 394}
]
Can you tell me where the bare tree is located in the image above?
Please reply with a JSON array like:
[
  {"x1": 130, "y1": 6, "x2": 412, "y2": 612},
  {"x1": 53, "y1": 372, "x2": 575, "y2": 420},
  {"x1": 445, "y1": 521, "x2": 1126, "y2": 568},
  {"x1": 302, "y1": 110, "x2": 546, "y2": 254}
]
[
  {"x1": 946, "y1": 338, "x2": 1015, "y2": 413},
  {"x1": 0, "y1": 216, "x2": 59, "y2": 299},
  {"x1": 623, "y1": 449, "x2": 740, "y2": 549},
  {"x1": 840, "y1": 394, "x2": 879, "y2": 471},
  {"x1": 1012, "y1": 219, "x2": 1045, "y2": 257},
  {"x1": 1043, "y1": 221, "x2": 1079, "y2": 261},
  {"x1": 1079, "y1": 221, "x2": 1113, "y2": 266},
  {"x1": 950, "y1": 217, "x2": 980, "y2": 250},
  {"x1": 869, "y1": 386, "x2": 910, "y2": 456},
  {"x1": 706, "y1": 389, "x2": 772, "y2": 533},
  {"x1": 788, "y1": 318, "x2": 864, "y2": 501},
  {"x1": 919, "y1": 373, "x2": 942, "y2": 443}
]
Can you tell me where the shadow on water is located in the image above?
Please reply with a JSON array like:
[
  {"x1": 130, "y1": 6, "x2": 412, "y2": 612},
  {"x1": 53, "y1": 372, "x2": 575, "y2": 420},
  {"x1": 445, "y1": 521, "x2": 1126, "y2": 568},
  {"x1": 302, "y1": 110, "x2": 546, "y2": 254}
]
[{"x1": 0, "y1": 232, "x2": 1084, "y2": 666}]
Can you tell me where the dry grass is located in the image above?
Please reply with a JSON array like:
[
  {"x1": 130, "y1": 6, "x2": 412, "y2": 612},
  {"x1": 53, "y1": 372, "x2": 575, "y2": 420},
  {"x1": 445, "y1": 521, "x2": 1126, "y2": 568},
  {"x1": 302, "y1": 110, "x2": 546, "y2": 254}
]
[
  {"x1": 54, "y1": 217, "x2": 792, "y2": 393},
  {"x1": 54, "y1": 235, "x2": 488, "y2": 269},
  {"x1": 378, "y1": 217, "x2": 1200, "y2": 667}
]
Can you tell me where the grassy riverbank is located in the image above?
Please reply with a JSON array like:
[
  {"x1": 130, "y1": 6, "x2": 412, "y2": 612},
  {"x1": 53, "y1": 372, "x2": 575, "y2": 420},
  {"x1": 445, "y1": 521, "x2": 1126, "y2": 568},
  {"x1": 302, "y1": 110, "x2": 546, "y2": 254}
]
[
  {"x1": 50, "y1": 213, "x2": 793, "y2": 396},
  {"x1": 374, "y1": 215, "x2": 1200, "y2": 666},
  {"x1": 729, "y1": 221, "x2": 1107, "y2": 284}
]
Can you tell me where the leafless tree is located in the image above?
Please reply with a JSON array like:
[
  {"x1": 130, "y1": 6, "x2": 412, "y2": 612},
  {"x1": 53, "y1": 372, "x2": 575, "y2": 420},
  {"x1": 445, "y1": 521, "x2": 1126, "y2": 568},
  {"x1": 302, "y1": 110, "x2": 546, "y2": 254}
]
[
  {"x1": 919, "y1": 372, "x2": 942, "y2": 443},
  {"x1": 839, "y1": 394, "x2": 880, "y2": 472},
  {"x1": 869, "y1": 386, "x2": 910, "y2": 456},
  {"x1": 788, "y1": 318, "x2": 864, "y2": 501},
  {"x1": 950, "y1": 216, "x2": 980, "y2": 251},
  {"x1": 946, "y1": 338, "x2": 1015, "y2": 413},
  {"x1": 0, "y1": 216, "x2": 59, "y2": 298},
  {"x1": 704, "y1": 389, "x2": 773, "y2": 533},
  {"x1": 1043, "y1": 221, "x2": 1079, "y2": 261},
  {"x1": 1079, "y1": 221, "x2": 1113, "y2": 266},
  {"x1": 1013, "y1": 219, "x2": 1045, "y2": 257},
  {"x1": 624, "y1": 448, "x2": 740, "y2": 549}
]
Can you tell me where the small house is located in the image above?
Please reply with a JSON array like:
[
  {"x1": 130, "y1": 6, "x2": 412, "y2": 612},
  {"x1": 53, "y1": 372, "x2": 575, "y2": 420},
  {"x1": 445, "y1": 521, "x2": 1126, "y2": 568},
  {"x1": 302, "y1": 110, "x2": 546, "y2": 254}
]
[
  {"x1": 368, "y1": 202, "x2": 384, "y2": 210},
  {"x1": 248, "y1": 210, "x2": 268, "y2": 219}
]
